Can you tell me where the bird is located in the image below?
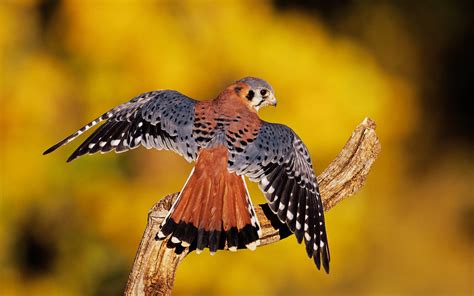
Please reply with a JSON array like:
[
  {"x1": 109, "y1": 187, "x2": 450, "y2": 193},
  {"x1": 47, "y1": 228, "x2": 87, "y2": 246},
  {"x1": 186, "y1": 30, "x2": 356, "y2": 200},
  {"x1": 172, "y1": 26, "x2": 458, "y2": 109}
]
[{"x1": 43, "y1": 77, "x2": 330, "y2": 272}]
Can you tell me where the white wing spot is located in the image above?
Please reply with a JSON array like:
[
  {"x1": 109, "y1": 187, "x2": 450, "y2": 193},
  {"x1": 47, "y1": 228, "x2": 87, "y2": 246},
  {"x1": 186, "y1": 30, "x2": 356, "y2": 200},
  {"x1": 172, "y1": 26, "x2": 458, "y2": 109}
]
[
  {"x1": 261, "y1": 177, "x2": 269, "y2": 186},
  {"x1": 296, "y1": 221, "x2": 302, "y2": 230},
  {"x1": 134, "y1": 136, "x2": 142, "y2": 145},
  {"x1": 267, "y1": 186, "x2": 275, "y2": 194},
  {"x1": 99, "y1": 141, "x2": 107, "y2": 147},
  {"x1": 287, "y1": 211, "x2": 294, "y2": 220},
  {"x1": 279, "y1": 203, "x2": 285, "y2": 211},
  {"x1": 111, "y1": 139, "x2": 120, "y2": 146},
  {"x1": 88, "y1": 143, "x2": 96, "y2": 149},
  {"x1": 138, "y1": 122, "x2": 143, "y2": 127},
  {"x1": 304, "y1": 233, "x2": 311, "y2": 241}
]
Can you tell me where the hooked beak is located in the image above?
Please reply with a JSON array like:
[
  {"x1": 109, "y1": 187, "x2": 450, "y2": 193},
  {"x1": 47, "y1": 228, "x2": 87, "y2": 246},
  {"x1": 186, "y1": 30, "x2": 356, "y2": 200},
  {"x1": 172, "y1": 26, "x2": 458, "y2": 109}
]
[{"x1": 269, "y1": 96, "x2": 277, "y2": 107}]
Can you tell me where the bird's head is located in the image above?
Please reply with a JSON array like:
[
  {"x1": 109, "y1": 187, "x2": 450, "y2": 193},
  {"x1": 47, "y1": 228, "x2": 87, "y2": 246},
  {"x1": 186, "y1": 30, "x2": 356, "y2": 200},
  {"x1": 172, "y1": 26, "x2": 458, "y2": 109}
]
[{"x1": 233, "y1": 77, "x2": 277, "y2": 111}]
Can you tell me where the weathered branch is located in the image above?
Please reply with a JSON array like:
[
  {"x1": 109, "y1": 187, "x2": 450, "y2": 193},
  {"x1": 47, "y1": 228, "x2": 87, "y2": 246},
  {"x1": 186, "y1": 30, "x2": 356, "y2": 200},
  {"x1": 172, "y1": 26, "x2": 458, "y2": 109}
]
[{"x1": 125, "y1": 117, "x2": 381, "y2": 296}]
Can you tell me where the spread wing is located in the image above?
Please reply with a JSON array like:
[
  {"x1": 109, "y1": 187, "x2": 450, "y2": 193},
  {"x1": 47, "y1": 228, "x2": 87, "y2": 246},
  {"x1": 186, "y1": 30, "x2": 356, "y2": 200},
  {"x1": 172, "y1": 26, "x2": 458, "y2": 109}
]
[
  {"x1": 228, "y1": 122, "x2": 330, "y2": 272},
  {"x1": 43, "y1": 90, "x2": 199, "y2": 162}
]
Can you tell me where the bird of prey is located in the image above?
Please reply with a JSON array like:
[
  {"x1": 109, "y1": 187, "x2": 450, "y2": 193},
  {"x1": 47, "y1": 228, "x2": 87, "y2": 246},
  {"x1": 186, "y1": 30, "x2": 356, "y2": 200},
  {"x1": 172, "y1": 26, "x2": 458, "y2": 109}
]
[{"x1": 44, "y1": 77, "x2": 330, "y2": 272}]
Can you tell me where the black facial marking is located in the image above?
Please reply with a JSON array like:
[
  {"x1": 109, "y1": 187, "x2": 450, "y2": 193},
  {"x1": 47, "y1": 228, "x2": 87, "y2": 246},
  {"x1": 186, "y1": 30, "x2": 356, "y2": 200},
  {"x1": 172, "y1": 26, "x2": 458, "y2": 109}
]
[
  {"x1": 246, "y1": 90, "x2": 255, "y2": 100},
  {"x1": 234, "y1": 86, "x2": 242, "y2": 94},
  {"x1": 256, "y1": 99, "x2": 265, "y2": 107}
]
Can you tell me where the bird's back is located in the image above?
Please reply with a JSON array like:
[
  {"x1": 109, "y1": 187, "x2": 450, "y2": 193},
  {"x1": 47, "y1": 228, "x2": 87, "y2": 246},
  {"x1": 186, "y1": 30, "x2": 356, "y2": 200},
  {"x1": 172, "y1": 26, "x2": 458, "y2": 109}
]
[{"x1": 192, "y1": 92, "x2": 263, "y2": 154}]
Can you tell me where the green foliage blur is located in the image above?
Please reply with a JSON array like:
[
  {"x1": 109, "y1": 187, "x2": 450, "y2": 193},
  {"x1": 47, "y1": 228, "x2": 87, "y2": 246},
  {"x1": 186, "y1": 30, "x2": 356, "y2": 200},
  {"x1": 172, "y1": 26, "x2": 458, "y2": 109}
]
[{"x1": 1, "y1": 1, "x2": 472, "y2": 295}]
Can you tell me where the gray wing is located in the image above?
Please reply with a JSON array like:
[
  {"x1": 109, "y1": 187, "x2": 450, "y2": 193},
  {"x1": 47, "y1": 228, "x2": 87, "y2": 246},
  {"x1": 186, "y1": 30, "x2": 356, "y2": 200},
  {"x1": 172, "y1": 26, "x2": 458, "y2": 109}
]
[
  {"x1": 228, "y1": 122, "x2": 330, "y2": 272},
  {"x1": 43, "y1": 90, "x2": 199, "y2": 162}
]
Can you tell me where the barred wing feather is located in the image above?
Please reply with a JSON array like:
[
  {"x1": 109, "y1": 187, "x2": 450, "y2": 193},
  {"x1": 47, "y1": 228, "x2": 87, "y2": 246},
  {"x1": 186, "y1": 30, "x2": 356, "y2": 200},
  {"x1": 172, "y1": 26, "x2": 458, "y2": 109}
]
[
  {"x1": 228, "y1": 122, "x2": 330, "y2": 272},
  {"x1": 43, "y1": 90, "x2": 199, "y2": 162}
]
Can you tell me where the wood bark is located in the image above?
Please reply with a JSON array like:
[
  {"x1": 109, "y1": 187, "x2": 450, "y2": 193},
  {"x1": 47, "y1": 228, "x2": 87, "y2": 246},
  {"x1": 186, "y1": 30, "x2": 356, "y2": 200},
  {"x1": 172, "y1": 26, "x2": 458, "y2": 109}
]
[{"x1": 125, "y1": 117, "x2": 381, "y2": 296}]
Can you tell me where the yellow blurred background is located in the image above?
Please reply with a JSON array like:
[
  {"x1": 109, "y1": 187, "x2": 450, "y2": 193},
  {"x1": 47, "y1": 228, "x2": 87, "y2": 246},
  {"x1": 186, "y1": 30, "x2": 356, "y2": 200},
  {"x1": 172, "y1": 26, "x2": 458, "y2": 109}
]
[{"x1": 1, "y1": 0, "x2": 472, "y2": 295}]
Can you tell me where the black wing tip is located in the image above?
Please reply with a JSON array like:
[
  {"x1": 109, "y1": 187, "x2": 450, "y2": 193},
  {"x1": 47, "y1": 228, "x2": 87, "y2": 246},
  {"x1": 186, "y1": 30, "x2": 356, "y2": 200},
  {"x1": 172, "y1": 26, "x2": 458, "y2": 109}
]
[
  {"x1": 314, "y1": 249, "x2": 321, "y2": 268},
  {"x1": 43, "y1": 148, "x2": 53, "y2": 155},
  {"x1": 66, "y1": 153, "x2": 79, "y2": 163},
  {"x1": 43, "y1": 141, "x2": 80, "y2": 163},
  {"x1": 322, "y1": 245, "x2": 330, "y2": 274},
  {"x1": 295, "y1": 230, "x2": 304, "y2": 244},
  {"x1": 316, "y1": 245, "x2": 330, "y2": 274},
  {"x1": 43, "y1": 142, "x2": 63, "y2": 155},
  {"x1": 322, "y1": 255, "x2": 330, "y2": 273},
  {"x1": 323, "y1": 262, "x2": 330, "y2": 274},
  {"x1": 312, "y1": 245, "x2": 330, "y2": 273}
]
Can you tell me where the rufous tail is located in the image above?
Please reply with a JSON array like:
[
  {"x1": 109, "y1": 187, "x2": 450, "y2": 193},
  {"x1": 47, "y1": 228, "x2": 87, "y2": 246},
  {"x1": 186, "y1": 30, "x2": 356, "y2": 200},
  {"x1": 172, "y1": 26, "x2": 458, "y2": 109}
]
[{"x1": 156, "y1": 146, "x2": 261, "y2": 254}]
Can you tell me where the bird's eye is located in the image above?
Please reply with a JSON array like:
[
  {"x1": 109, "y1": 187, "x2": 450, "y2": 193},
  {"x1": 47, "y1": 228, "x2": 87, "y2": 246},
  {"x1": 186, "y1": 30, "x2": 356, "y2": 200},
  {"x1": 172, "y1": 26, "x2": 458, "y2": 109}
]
[
  {"x1": 246, "y1": 90, "x2": 255, "y2": 100},
  {"x1": 260, "y1": 89, "x2": 268, "y2": 97}
]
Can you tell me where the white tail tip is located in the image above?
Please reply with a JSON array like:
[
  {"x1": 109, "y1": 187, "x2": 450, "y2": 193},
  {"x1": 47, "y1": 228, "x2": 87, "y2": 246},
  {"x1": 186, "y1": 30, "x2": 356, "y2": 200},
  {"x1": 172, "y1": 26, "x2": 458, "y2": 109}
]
[
  {"x1": 157, "y1": 231, "x2": 166, "y2": 239},
  {"x1": 246, "y1": 241, "x2": 259, "y2": 251}
]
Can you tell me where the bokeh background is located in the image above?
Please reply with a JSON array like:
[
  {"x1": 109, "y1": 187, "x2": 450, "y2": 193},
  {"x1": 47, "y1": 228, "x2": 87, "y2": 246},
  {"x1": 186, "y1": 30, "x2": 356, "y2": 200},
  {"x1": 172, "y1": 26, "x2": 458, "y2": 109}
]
[{"x1": 1, "y1": 0, "x2": 473, "y2": 295}]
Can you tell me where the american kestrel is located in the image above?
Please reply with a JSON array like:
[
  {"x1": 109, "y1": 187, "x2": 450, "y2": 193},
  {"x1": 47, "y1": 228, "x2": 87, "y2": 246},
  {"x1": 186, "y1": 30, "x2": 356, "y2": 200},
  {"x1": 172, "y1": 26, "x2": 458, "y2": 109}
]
[{"x1": 44, "y1": 77, "x2": 330, "y2": 272}]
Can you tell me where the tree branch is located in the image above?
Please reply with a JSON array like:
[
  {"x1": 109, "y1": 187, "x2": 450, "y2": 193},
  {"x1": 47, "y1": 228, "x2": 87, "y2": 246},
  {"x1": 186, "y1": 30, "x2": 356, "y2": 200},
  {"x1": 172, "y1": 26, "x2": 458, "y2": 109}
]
[{"x1": 125, "y1": 117, "x2": 381, "y2": 296}]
